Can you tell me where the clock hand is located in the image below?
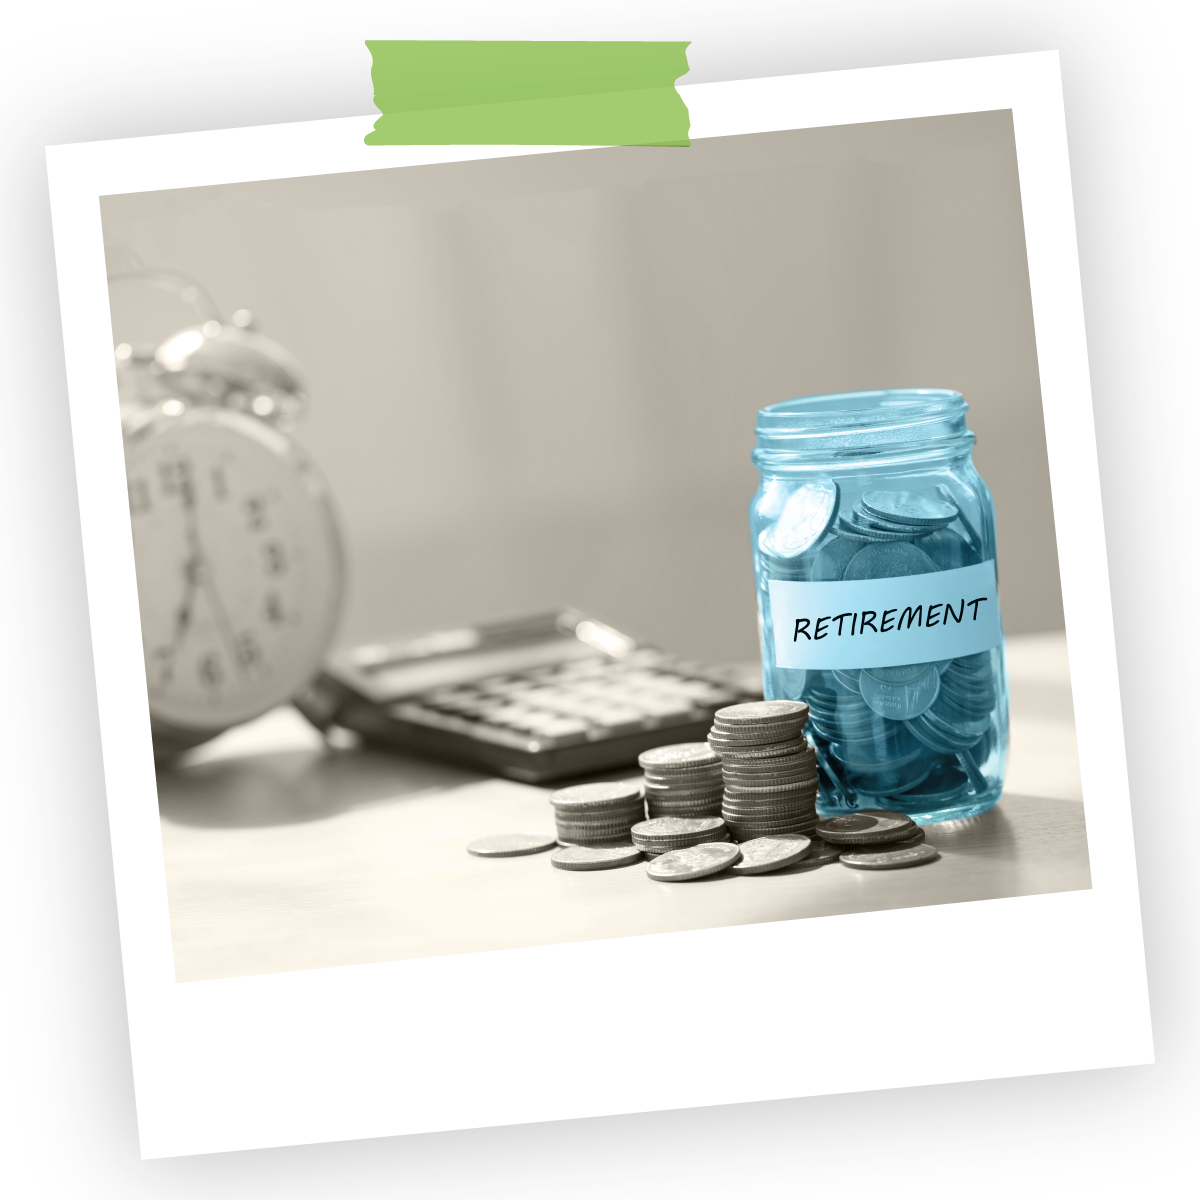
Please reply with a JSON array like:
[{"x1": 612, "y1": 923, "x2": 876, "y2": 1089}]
[
  {"x1": 178, "y1": 475, "x2": 252, "y2": 677},
  {"x1": 197, "y1": 564, "x2": 250, "y2": 676},
  {"x1": 151, "y1": 558, "x2": 199, "y2": 690}
]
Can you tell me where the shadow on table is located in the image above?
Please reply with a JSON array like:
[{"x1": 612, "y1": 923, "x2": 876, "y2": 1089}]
[{"x1": 156, "y1": 746, "x2": 487, "y2": 829}]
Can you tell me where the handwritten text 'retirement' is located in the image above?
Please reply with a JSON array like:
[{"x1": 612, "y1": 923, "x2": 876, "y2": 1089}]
[{"x1": 793, "y1": 598, "x2": 990, "y2": 642}]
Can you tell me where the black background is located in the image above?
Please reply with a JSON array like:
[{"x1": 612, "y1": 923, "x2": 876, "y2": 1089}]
[{"x1": 5, "y1": 5, "x2": 1191, "y2": 1196}]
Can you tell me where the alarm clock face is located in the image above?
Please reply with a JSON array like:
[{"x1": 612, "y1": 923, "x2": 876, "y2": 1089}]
[{"x1": 124, "y1": 406, "x2": 343, "y2": 734}]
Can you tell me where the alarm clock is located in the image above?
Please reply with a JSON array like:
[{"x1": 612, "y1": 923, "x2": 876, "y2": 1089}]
[{"x1": 112, "y1": 272, "x2": 344, "y2": 759}]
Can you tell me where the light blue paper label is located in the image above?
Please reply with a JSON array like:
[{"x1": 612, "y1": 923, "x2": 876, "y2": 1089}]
[{"x1": 768, "y1": 560, "x2": 1002, "y2": 670}]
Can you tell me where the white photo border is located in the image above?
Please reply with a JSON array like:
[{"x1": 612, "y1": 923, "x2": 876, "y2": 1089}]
[{"x1": 46, "y1": 51, "x2": 1151, "y2": 1159}]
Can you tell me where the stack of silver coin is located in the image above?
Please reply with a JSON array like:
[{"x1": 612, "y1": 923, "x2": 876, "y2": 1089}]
[
  {"x1": 550, "y1": 781, "x2": 645, "y2": 847},
  {"x1": 708, "y1": 700, "x2": 819, "y2": 841},
  {"x1": 630, "y1": 816, "x2": 730, "y2": 859},
  {"x1": 638, "y1": 743, "x2": 724, "y2": 818}
]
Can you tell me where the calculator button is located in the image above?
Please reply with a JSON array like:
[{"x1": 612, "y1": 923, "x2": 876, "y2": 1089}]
[
  {"x1": 580, "y1": 706, "x2": 647, "y2": 736},
  {"x1": 630, "y1": 697, "x2": 699, "y2": 721},
  {"x1": 526, "y1": 716, "x2": 590, "y2": 744}
]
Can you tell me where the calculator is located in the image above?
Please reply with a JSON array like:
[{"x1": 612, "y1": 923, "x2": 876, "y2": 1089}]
[{"x1": 294, "y1": 610, "x2": 760, "y2": 783}]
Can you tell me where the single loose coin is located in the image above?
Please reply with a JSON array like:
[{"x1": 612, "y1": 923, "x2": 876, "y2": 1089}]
[
  {"x1": 647, "y1": 842, "x2": 743, "y2": 881},
  {"x1": 816, "y1": 810, "x2": 915, "y2": 844},
  {"x1": 840, "y1": 844, "x2": 941, "y2": 870},
  {"x1": 728, "y1": 835, "x2": 812, "y2": 875},
  {"x1": 639, "y1": 743, "x2": 721, "y2": 770},
  {"x1": 551, "y1": 845, "x2": 644, "y2": 871},
  {"x1": 467, "y1": 832, "x2": 558, "y2": 858}
]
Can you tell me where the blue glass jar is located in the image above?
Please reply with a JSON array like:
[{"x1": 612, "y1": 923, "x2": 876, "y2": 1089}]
[{"x1": 750, "y1": 390, "x2": 1008, "y2": 824}]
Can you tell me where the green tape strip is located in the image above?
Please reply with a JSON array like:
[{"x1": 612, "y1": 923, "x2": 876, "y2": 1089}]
[{"x1": 365, "y1": 41, "x2": 690, "y2": 146}]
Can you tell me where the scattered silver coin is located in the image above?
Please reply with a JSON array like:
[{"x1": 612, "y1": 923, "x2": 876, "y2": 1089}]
[
  {"x1": 550, "y1": 844, "x2": 644, "y2": 871},
  {"x1": 467, "y1": 832, "x2": 559, "y2": 858},
  {"x1": 646, "y1": 842, "x2": 743, "y2": 881},
  {"x1": 728, "y1": 835, "x2": 812, "y2": 874},
  {"x1": 840, "y1": 843, "x2": 940, "y2": 870}
]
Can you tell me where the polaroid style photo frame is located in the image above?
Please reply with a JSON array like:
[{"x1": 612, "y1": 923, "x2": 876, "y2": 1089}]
[{"x1": 47, "y1": 51, "x2": 1151, "y2": 1158}]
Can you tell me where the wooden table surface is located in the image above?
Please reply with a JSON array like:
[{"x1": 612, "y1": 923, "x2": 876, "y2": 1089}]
[{"x1": 158, "y1": 633, "x2": 1089, "y2": 983}]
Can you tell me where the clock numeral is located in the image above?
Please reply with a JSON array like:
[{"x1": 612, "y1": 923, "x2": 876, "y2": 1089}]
[
  {"x1": 159, "y1": 458, "x2": 193, "y2": 504},
  {"x1": 211, "y1": 467, "x2": 229, "y2": 501},
  {"x1": 264, "y1": 592, "x2": 285, "y2": 625},
  {"x1": 235, "y1": 632, "x2": 262, "y2": 669},
  {"x1": 198, "y1": 653, "x2": 223, "y2": 687},
  {"x1": 245, "y1": 495, "x2": 268, "y2": 532},
  {"x1": 128, "y1": 478, "x2": 151, "y2": 516},
  {"x1": 263, "y1": 541, "x2": 288, "y2": 576},
  {"x1": 150, "y1": 645, "x2": 173, "y2": 687}
]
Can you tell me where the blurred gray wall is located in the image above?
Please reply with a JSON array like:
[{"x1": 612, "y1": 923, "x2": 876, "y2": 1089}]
[{"x1": 101, "y1": 110, "x2": 1061, "y2": 665}]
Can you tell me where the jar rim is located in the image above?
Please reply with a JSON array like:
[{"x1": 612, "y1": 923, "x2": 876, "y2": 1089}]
[{"x1": 754, "y1": 388, "x2": 970, "y2": 461}]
